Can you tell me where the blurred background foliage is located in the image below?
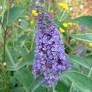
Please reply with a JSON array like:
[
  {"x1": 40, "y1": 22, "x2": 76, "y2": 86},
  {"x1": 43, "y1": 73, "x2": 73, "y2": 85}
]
[{"x1": 0, "y1": 0, "x2": 92, "y2": 92}]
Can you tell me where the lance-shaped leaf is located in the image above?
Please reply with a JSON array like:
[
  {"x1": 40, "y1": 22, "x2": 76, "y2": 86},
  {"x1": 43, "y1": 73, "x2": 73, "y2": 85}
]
[
  {"x1": 69, "y1": 55, "x2": 92, "y2": 70},
  {"x1": 63, "y1": 71, "x2": 92, "y2": 92},
  {"x1": 66, "y1": 16, "x2": 92, "y2": 29},
  {"x1": 72, "y1": 33, "x2": 92, "y2": 42},
  {"x1": 73, "y1": 16, "x2": 92, "y2": 29}
]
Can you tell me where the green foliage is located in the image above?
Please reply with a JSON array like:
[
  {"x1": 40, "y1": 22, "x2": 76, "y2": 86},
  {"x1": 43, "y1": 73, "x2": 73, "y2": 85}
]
[
  {"x1": 14, "y1": 67, "x2": 33, "y2": 91},
  {"x1": 72, "y1": 33, "x2": 92, "y2": 42},
  {"x1": 56, "y1": 81, "x2": 69, "y2": 92},
  {"x1": 69, "y1": 55, "x2": 92, "y2": 70},
  {"x1": 72, "y1": 16, "x2": 92, "y2": 29},
  {"x1": 0, "y1": 0, "x2": 92, "y2": 92},
  {"x1": 63, "y1": 71, "x2": 92, "y2": 92},
  {"x1": 3, "y1": 6, "x2": 25, "y2": 26}
]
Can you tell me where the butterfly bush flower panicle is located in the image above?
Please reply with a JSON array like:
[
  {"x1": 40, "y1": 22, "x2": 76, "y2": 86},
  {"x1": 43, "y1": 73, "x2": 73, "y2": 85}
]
[{"x1": 33, "y1": 11, "x2": 71, "y2": 87}]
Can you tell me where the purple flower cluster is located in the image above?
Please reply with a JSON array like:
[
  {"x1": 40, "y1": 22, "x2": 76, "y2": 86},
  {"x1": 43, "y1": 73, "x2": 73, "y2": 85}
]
[{"x1": 33, "y1": 13, "x2": 71, "y2": 87}]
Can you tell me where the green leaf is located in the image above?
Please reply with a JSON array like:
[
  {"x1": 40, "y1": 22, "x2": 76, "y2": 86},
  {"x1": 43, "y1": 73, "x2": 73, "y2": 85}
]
[
  {"x1": 72, "y1": 33, "x2": 92, "y2": 42},
  {"x1": 14, "y1": 67, "x2": 43, "y2": 92},
  {"x1": 3, "y1": 7, "x2": 24, "y2": 26},
  {"x1": 6, "y1": 47, "x2": 17, "y2": 71},
  {"x1": 14, "y1": 67, "x2": 33, "y2": 92},
  {"x1": 23, "y1": 51, "x2": 34, "y2": 64},
  {"x1": 30, "y1": 82, "x2": 45, "y2": 92},
  {"x1": 6, "y1": 47, "x2": 26, "y2": 71},
  {"x1": 63, "y1": 71, "x2": 92, "y2": 92},
  {"x1": 56, "y1": 81, "x2": 69, "y2": 92},
  {"x1": 69, "y1": 55, "x2": 92, "y2": 70},
  {"x1": 73, "y1": 16, "x2": 92, "y2": 29},
  {"x1": 11, "y1": 87, "x2": 24, "y2": 92},
  {"x1": 20, "y1": 19, "x2": 29, "y2": 31}
]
